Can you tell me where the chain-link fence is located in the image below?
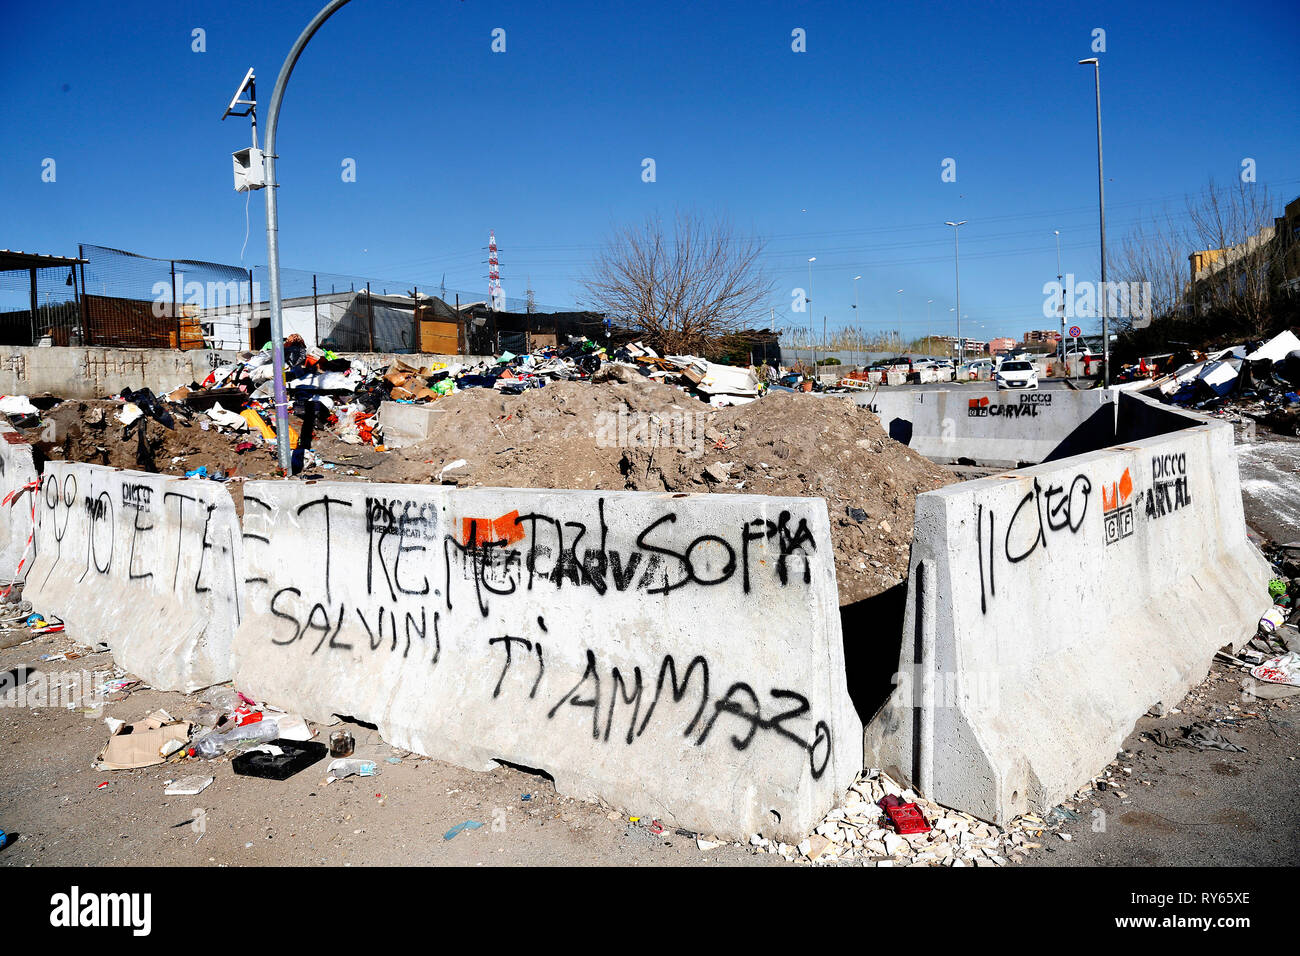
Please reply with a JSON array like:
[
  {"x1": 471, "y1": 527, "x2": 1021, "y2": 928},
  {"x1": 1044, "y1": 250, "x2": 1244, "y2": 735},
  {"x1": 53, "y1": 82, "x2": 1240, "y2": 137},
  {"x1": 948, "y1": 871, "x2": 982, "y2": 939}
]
[
  {"x1": 10, "y1": 242, "x2": 589, "y2": 354},
  {"x1": 253, "y1": 265, "x2": 580, "y2": 355},
  {"x1": 78, "y1": 243, "x2": 254, "y2": 350},
  {"x1": 0, "y1": 253, "x2": 83, "y2": 346}
]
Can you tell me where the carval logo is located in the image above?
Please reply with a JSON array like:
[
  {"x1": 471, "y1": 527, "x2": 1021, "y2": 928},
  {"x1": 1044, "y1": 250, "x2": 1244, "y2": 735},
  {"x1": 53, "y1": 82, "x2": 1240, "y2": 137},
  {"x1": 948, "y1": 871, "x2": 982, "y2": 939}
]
[
  {"x1": 967, "y1": 396, "x2": 991, "y2": 417},
  {"x1": 1102, "y1": 468, "x2": 1134, "y2": 545}
]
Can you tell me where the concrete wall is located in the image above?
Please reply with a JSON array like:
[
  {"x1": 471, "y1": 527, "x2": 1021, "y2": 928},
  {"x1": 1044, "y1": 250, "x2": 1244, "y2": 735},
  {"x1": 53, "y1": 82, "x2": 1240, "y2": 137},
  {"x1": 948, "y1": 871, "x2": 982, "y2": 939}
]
[
  {"x1": 864, "y1": 395, "x2": 1272, "y2": 823},
  {"x1": 857, "y1": 388, "x2": 1117, "y2": 467},
  {"x1": 1, "y1": 347, "x2": 241, "y2": 400},
  {"x1": 24, "y1": 462, "x2": 244, "y2": 692},
  {"x1": 0, "y1": 346, "x2": 494, "y2": 400},
  {"x1": 230, "y1": 483, "x2": 860, "y2": 843},
  {"x1": 0, "y1": 422, "x2": 39, "y2": 583}
]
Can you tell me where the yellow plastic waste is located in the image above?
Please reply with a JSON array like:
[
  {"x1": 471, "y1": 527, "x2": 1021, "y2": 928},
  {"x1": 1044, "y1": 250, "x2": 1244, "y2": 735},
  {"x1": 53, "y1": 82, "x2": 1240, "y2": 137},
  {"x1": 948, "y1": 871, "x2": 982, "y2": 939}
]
[{"x1": 240, "y1": 408, "x2": 299, "y2": 449}]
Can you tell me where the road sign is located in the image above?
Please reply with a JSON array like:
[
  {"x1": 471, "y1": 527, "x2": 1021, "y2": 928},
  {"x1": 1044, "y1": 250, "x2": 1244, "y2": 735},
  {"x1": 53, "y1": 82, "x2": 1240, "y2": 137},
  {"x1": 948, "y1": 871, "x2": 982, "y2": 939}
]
[{"x1": 1068, "y1": 325, "x2": 1082, "y2": 338}]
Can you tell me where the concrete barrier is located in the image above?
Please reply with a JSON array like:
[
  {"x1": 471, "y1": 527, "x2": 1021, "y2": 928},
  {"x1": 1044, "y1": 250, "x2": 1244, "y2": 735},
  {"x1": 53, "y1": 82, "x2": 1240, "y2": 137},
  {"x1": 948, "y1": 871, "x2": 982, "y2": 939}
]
[
  {"x1": 856, "y1": 388, "x2": 1117, "y2": 467},
  {"x1": 377, "y1": 401, "x2": 444, "y2": 448},
  {"x1": 231, "y1": 482, "x2": 860, "y2": 842},
  {"x1": 24, "y1": 462, "x2": 243, "y2": 691},
  {"x1": 0, "y1": 423, "x2": 39, "y2": 583},
  {"x1": 865, "y1": 396, "x2": 1271, "y2": 823}
]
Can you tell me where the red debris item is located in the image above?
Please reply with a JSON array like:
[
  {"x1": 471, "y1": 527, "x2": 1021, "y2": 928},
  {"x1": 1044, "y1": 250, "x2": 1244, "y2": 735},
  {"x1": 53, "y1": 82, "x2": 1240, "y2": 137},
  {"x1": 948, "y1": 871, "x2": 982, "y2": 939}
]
[
  {"x1": 232, "y1": 707, "x2": 263, "y2": 727},
  {"x1": 878, "y1": 794, "x2": 930, "y2": 834},
  {"x1": 96, "y1": 782, "x2": 108, "y2": 790},
  {"x1": 235, "y1": 441, "x2": 256, "y2": 453},
  {"x1": 649, "y1": 820, "x2": 665, "y2": 835}
]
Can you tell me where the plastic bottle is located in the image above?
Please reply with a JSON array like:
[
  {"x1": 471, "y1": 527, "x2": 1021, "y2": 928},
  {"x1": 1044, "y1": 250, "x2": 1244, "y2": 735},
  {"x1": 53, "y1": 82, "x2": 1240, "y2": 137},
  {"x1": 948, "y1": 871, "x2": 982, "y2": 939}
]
[
  {"x1": 328, "y1": 758, "x2": 379, "y2": 778},
  {"x1": 188, "y1": 719, "x2": 279, "y2": 759}
]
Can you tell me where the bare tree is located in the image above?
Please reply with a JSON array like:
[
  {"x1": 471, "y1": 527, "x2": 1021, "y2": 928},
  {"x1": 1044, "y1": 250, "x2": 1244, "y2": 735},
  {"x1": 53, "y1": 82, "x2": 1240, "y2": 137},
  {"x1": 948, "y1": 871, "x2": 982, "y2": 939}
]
[
  {"x1": 582, "y1": 211, "x2": 775, "y2": 355},
  {"x1": 1184, "y1": 179, "x2": 1279, "y2": 332},
  {"x1": 1112, "y1": 209, "x2": 1187, "y2": 332},
  {"x1": 1112, "y1": 178, "x2": 1282, "y2": 335}
]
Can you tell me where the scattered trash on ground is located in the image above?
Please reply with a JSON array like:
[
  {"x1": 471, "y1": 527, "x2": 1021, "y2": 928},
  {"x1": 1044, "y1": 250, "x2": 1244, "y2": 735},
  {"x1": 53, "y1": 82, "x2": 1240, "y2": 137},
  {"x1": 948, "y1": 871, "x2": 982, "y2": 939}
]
[
  {"x1": 443, "y1": 820, "x2": 484, "y2": 841},
  {"x1": 163, "y1": 775, "x2": 214, "y2": 796},
  {"x1": 1146, "y1": 721, "x2": 1248, "y2": 752}
]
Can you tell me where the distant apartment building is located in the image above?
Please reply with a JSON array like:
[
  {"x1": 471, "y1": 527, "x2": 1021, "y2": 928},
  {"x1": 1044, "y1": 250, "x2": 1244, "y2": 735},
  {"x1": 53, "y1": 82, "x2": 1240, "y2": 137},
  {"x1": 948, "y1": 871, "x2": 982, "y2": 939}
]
[
  {"x1": 935, "y1": 334, "x2": 987, "y2": 354},
  {"x1": 1186, "y1": 194, "x2": 1300, "y2": 315},
  {"x1": 987, "y1": 336, "x2": 1017, "y2": 354},
  {"x1": 1022, "y1": 329, "x2": 1061, "y2": 346}
]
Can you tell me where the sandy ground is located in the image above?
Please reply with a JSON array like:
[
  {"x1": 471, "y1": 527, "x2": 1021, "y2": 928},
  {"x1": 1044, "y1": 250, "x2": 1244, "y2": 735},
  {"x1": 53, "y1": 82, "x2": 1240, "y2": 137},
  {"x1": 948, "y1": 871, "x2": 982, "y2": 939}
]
[
  {"x1": 3, "y1": 628, "x2": 1294, "y2": 868},
  {"x1": 0, "y1": 630, "x2": 773, "y2": 868}
]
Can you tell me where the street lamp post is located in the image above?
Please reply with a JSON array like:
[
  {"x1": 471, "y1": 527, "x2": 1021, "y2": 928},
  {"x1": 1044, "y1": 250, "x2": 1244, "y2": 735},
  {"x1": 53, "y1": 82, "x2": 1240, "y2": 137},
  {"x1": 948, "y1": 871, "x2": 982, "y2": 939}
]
[
  {"x1": 263, "y1": 0, "x2": 355, "y2": 472},
  {"x1": 1054, "y1": 229, "x2": 1066, "y2": 378},
  {"x1": 852, "y1": 274, "x2": 861, "y2": 368},
  {"x1": 945, "y1": 220, "x2": 967, "y2": 366},
  {"x1": 895, "y1": 289, "x2": 903, "y2": 353},
  {"x1": 807, "y1": 256, "x2": 816, "y2": 369},
  {"x1": 927, "y1": 298, "x2": 933, "y2": 354},
  {"x1": 1079, "y1": 58, "x2": 1109, "y2": 387}
]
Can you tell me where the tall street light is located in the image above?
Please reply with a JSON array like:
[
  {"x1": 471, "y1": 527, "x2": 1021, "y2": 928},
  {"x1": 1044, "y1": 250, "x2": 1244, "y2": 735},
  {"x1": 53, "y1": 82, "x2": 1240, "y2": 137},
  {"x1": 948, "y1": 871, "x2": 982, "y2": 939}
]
[
  {"x1": 852, "y1": 275, "x2": 862, "y2": 368},
  {"x1": 1054, "y1": 229, "x2": 1066, "y2": 376},
  {"x1": 262, "y1": 0, "x2": 354, "y2": 472},
  {"x1": 1079, "y1": 58, "x2": 1109, "y2": 386},
  {"x1": 927, "y1": 298, "x2": 933, "y2": 353},
  {"x1": 945, "y1": 220, "x2": 967, "y2": 366},
  {"x1": 807, "y1": 256, "x2": 816, "y2": 368},
  {"x1": 895, "y1": 289, "x2": 903, "y2": 353}
]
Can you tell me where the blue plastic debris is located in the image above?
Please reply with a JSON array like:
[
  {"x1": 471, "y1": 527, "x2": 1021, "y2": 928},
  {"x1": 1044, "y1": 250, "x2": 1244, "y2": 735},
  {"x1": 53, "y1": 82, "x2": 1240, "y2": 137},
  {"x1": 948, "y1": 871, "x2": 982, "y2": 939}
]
[{"x1": 443, "y1": 820, "x2": 484, "y2": 841}]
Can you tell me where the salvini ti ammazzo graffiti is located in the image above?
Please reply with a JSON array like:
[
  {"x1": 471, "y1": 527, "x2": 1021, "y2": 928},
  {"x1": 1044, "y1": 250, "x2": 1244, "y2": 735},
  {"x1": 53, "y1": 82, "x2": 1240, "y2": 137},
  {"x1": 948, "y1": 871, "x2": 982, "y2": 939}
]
[{"x1": 249, "y1": 493, "x2": 834, "y2": 777}]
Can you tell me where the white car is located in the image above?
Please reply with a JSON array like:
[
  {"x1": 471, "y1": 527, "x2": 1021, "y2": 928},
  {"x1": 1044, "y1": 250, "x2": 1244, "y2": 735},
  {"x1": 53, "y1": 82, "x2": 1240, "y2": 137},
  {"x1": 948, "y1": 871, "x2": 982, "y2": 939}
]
[{"x1": 995, "y1": 360, "x2": 1038, "y2": 390}]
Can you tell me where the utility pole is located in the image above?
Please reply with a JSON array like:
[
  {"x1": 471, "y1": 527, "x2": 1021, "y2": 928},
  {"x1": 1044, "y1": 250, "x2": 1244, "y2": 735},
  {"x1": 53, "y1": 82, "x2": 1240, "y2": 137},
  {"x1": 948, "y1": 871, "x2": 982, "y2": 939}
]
[
  {"x1": 1079, "y1": 58, "x2": 1109, "y2": 386},
  {"x1": 946, "y1": 220, "x2": 967, "y2": 367},
  {"x1": 1055, "y1": 229, "x2": 1066, "y2": 378}
]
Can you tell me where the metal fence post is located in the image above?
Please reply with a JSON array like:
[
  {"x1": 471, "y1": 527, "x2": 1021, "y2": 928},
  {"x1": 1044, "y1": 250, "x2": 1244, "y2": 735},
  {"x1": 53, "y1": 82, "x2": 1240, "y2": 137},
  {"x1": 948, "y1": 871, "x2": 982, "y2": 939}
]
[
  {"x1": 366, "y1": 281, "x2": 374, "y2": 352},
  {"x1": 78, "y1": 245, "x2": 89, "y2": 345},
  {"x1": 312, "y1": 273, "x2": 319, "y2": 348},
  {"x1": 247, "y1": 268, "x2": 255, "y2": 350},
  {"x1": 170, "y1": 260, "x2": 178, "y2": 348}
]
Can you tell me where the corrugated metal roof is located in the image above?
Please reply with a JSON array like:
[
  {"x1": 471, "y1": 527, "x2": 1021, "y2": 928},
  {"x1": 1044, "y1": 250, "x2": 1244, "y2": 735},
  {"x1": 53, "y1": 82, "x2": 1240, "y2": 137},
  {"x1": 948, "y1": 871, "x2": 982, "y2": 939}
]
[{"x1": 0, "y1": 249, "x2": 88, "y2": 270}]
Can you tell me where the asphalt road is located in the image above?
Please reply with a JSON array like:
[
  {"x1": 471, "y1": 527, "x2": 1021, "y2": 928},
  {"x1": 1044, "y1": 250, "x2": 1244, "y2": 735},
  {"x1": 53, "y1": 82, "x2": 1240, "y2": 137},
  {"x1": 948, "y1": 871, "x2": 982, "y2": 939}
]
[{"x1": 1025, "y1": 659, "x2": 1300, "y2": 867}]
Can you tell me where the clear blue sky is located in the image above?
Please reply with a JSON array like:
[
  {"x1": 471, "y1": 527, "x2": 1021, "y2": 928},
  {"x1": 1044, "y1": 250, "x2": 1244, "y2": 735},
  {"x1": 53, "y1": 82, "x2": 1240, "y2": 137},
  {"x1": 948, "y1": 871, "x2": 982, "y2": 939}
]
[{"x1": 3, "y1": 0, "x2": 1298, "y2": 342}]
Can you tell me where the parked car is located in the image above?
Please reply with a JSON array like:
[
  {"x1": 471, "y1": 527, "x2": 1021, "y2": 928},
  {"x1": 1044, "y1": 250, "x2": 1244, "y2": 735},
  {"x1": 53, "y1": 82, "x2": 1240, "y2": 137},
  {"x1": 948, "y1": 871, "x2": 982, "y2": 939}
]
[
  {"x1": 995, "y1": 359, "x2": 1039, "y2": 390},
  {"x1": 870, "y1": 356, "x2": 914, "y2": 373},
  {"x1": 960, "y1": 358, "x2": 994, "y2": 377}
]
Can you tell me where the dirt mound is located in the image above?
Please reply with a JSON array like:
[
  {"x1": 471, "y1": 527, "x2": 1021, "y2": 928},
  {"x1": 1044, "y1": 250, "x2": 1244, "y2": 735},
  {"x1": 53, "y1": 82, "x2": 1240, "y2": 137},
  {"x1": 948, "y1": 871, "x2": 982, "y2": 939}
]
[{"x1": 367, "y1": 379, "x2": 956, "y2": 605}]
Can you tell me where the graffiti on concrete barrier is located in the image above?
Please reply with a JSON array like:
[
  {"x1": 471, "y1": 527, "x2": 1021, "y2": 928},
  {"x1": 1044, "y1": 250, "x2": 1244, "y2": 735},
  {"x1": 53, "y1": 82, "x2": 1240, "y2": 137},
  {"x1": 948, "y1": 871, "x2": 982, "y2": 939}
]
[
  {"x1": 967, "y1": 393, "x2": 1053, "y2": 418},
  {"x1": 487, "y1": 624, "x2": 832, "y2": 778},
  {"x1": 1145, "y1": 454, "x2": 1192, "y2": 520},
  {"x1": 245, "y1": 489, "x2": 833, "y2": 777},
  {"x1": 36, "y1": 468, "x2": 242, "y2": 623},
  {"x1": 1101, "y1": 468, "x2": 1135, "y2": 545},
  {"x1": 977, "y1": 472, "x2": 1092, "y2": 614}
]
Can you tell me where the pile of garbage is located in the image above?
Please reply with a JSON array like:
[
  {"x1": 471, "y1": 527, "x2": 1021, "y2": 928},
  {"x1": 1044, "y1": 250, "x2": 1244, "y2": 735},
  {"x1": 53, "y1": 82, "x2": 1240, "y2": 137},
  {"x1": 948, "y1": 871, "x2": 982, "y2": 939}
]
[
  {"x1": 129, "y1": 335, "x2": 767, "y2": 452},
  {"x1": 1131, "y1": 330, "x2": 1300, "y2": 433}
]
